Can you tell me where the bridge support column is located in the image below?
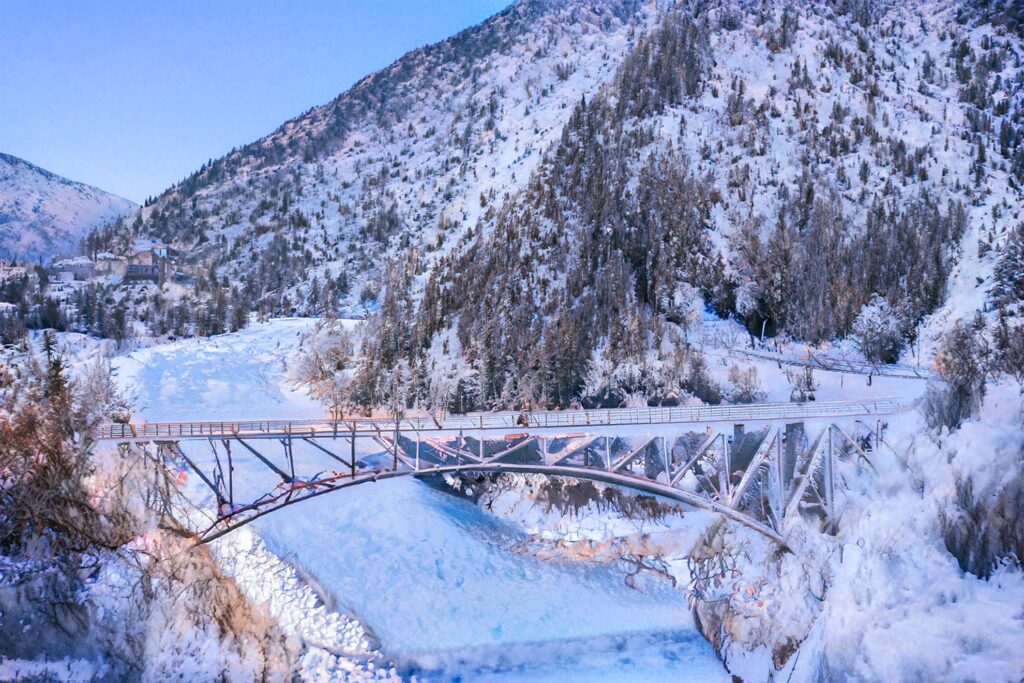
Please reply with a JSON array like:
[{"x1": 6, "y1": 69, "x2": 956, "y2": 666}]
[
  {"x1": 393, "y1": 424, "x2": 399, "y2": 472},
  {"x1": 784, "y1": 422, "x2": 805, "y2": 489},
  {"x1": 350, "y1": 425, "x2": 356, "y2": 478},
  {"x1": 661, "y1": 436, "x2": 669, "y2": 481},
  {"x1": 718, "y1": 433, "x2": 731, "y2": 501},
  {"x1": 284, "y1": 433, "x2": 295, "y2": 481},
  {"x1": 825, "y1": 426, "x2": 835, "y2": 520},
  {"x1": 774, "y1": 433, "x2": 784, "y2": 524}
]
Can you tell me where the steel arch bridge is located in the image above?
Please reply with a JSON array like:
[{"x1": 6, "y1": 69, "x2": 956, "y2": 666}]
[{"x1": 105, "y1": 399, "x2": 897, "y2": 548}]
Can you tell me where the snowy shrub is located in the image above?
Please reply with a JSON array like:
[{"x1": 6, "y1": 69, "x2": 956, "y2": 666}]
[
  {"x1": 1, "y1": 342, "x2": 296, "y2": 678},
  {"x1": 420, "y1": 329, "x2": 473, "y2": 418},
  {"x1": 60, "y1": 442, "x2": 297, "y2": 680},
  {"x1": 665, "y1": 282, "x2": 705, "y2": 338},
  {"x1": 994, "y1": 319, "x2": 1024, "y2": 388},
  {"x1": 787, "y1": 367, "x2": 817, "y2": 402},
  {"x1": 727, "y1": 364, "x2": 764, "y2": 404},
  {"x1": 0, "y1": 338, "x2": 134, "y2": 557},
  {"x1": 940, "y1": 469, "x2": 1024, "y2": 579},
  {"x1": 923, "y1": 382, "x2": 966, "y2": 432},
  {"x1": 925, "y1": 320, "x2": 988, "y2": 430},
  {"x1": 622, "y1": 391, "x2": 649, "y2": 408},
  {"x1": 0, "y1": 310, "x2": 26, "y2": 347},
  {"x1": 293, "y1": 319, "x2": 357, "y2": 417},
  {"x1": 131, "y1": 532, "x2": 296, "y2": 681},
  {"x1": 684, "y1": 352, "x2": 722, "y2": 404},
  {"x1": 582, "y1": 339, "x2": 618, "y2": 403},
  {"x1": 852, "y1": 294, "x2": 905, "y2": 364},
  {"x1": 689, "y1": 521, "x2": 822, "y2": 671},
  {"x1": 734, "y1": 281, "x2": 762, "y2": 320},
  {"x1": 993, "y1": 222, "x2": 1024, "y2": 312},
  {"x1": 582, "y1": 336, "x2": 684, "y2": 407},
  {"x1": 358, "y1": 280, "x2": 380, "y2": 304}
]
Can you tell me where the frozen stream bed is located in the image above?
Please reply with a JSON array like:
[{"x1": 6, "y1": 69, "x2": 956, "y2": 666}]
[
  {"x1": 248, "y1": 477, "x2": 728, "y2": 681},
  {"x1": 98, "y1": 320, "x2": 735, "y2": 680}
]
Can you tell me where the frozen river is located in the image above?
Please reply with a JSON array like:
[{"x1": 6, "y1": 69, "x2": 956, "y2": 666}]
[
  {"x1": 246, "y1": 477, "x2": 728, "y2": 681},
  {"x1": 113, "y1": 320, "x2": 728, "y2": 680}
]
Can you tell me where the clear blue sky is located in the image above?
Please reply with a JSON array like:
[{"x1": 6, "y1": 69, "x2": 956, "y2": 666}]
[{"x1": 0, "y1": 0, "x2": 510, "y2": 203}]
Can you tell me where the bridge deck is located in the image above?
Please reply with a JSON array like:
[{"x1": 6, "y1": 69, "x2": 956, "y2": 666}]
[{"x1": 99, "y1": 398, "x2": 899, "y2": 441}]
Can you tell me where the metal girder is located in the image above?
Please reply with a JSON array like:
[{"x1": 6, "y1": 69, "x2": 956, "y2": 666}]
[
  {"x1": 374, "y1": 436, "x2": 419, "y2": 471},
  {"x1": 423, "y1": 437, "x2": 484, "y2": 463},
  {"x1": 669, "y1": 431, "x2": 718, "y2": 487},
  {"x1": 487, "y1": 437, "x2": 539, "y2": 463},
  {"x1": 180, "y1": 422, "x2": 850, "y2": 551},
  {"x1": 301, "y1": 437, "x2": 353, "y2": 469},
  {"x1": 610, "y1": 437, "x2": 658, "y2": 473},
  {"x1": 198, "y1": 462, "x2": 789, "y2": 549},
  {"x1": 547, "y1": 436, "x2": 600, "y2": 466},
  {"x1": 167, "y1": 442, "x2": 222, "y2": 501},
  {"x1": 728, "y1": 429, "x2": 779, "y2": 508},
  {"x1": 784, "y1": 429, "x2": 827, "y2": 522},
  {"x1": 235, "y1": 438, "x2": 292, "y2": 482},
  {"x1": 831, "y1": 423, "x2": 876, "y2": 472}
]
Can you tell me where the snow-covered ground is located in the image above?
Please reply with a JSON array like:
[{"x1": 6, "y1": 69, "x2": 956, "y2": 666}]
[
  {"x1": 111, "y1": 318, "x2": 325, "y2": 421},
  {"x1": 93, "y1": 315, "x2": 928, "y2": 425},
  {"x1": 77, "y1": 316, "x2": 1021, "y2": 681},
  {"x1": 217, "y1": 476, "x2": 727, "y2": 681},
  {"x1": 101, "y1": 318, "x2": 734, "y2": 680}
]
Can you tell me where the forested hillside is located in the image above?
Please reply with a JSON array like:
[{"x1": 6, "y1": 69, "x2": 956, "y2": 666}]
[
  {"x1": 351, "y1": 0, "x2": 1024, "y2": 411},
  {"x1": 80, "y1": 0, "x2": 1024, "y2": 412}
]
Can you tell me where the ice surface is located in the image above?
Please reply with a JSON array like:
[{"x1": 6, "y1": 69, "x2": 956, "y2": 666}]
[
  {"x1": 248, "y1": 477, "x2": 728, "y2": 681},
  {"x1": 112, "y1": 318, "x2": 323, "y2": 421}
]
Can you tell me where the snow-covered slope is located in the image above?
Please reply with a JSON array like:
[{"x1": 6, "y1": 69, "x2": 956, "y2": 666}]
[
  {"x1": 129, "y1": 0, "x2": 654, "y2": 315},
  {"x1": 0, "y1": 153, "x2": 136, "y2": 260},
  {"x1": 106, "y1": 0, "x2": 1024, "y2": 411},
  {"x1": 351, "y1": 0, "x2": 1024, "y2": 409}
]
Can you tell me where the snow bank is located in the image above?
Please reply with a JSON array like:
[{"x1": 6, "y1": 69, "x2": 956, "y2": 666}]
[{"x1": 111, "y1": 318, "x2": 323, "y2": 421}]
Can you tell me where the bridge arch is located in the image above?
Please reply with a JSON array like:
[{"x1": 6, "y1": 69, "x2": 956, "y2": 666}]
[{"x1": 197, "y1": 462, "x2": 789, "y2": 549}]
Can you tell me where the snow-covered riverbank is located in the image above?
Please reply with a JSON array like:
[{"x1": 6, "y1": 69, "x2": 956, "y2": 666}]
[{"x1": 58, "y1": 317, "x2": 1022, "y2": 681}]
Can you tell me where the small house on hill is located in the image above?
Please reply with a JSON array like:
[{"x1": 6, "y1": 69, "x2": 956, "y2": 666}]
[
  {"x1": 133, "y1": 239, "x2": 168, "y2": 259},
  {"x1": 94, "y1": 251, "x2": 125, "y2": 276},
  {"x1": 51, "y1": 256, "x2": 95, "y2": 281},
  {"x1": 125, "y1": 249, "x2": 165, "y2": 283}
]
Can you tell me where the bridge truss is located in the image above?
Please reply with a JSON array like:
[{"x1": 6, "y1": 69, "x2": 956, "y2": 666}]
[{"x1": 112, "y1": 402, "x2": 894, "y2": 548}]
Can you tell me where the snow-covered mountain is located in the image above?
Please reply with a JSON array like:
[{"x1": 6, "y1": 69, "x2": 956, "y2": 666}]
[
  {"x1": 0, "y1": 153, "x2": 136, "y2": 261},
  {"x1": 114, "y1": 0, "x2": 1024, "y2": 409},
  {"x1": 126, "y1": 0, "x2": 649, "y2": 292}
]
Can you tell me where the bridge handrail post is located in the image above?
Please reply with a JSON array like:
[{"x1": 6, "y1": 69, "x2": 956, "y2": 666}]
[{"x1": 350, "y1": 424, "x2": 357, "y2": 478}]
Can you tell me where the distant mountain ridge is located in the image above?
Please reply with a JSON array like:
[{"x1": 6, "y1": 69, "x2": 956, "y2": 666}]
[{"x1": 0, "y1": 152, "x2": 136, "y2": 260}]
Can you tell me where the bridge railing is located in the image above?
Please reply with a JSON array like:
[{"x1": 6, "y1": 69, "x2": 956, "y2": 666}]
[{"x1": 96, "y1": 398, "x2": 898, "y2": 441}]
